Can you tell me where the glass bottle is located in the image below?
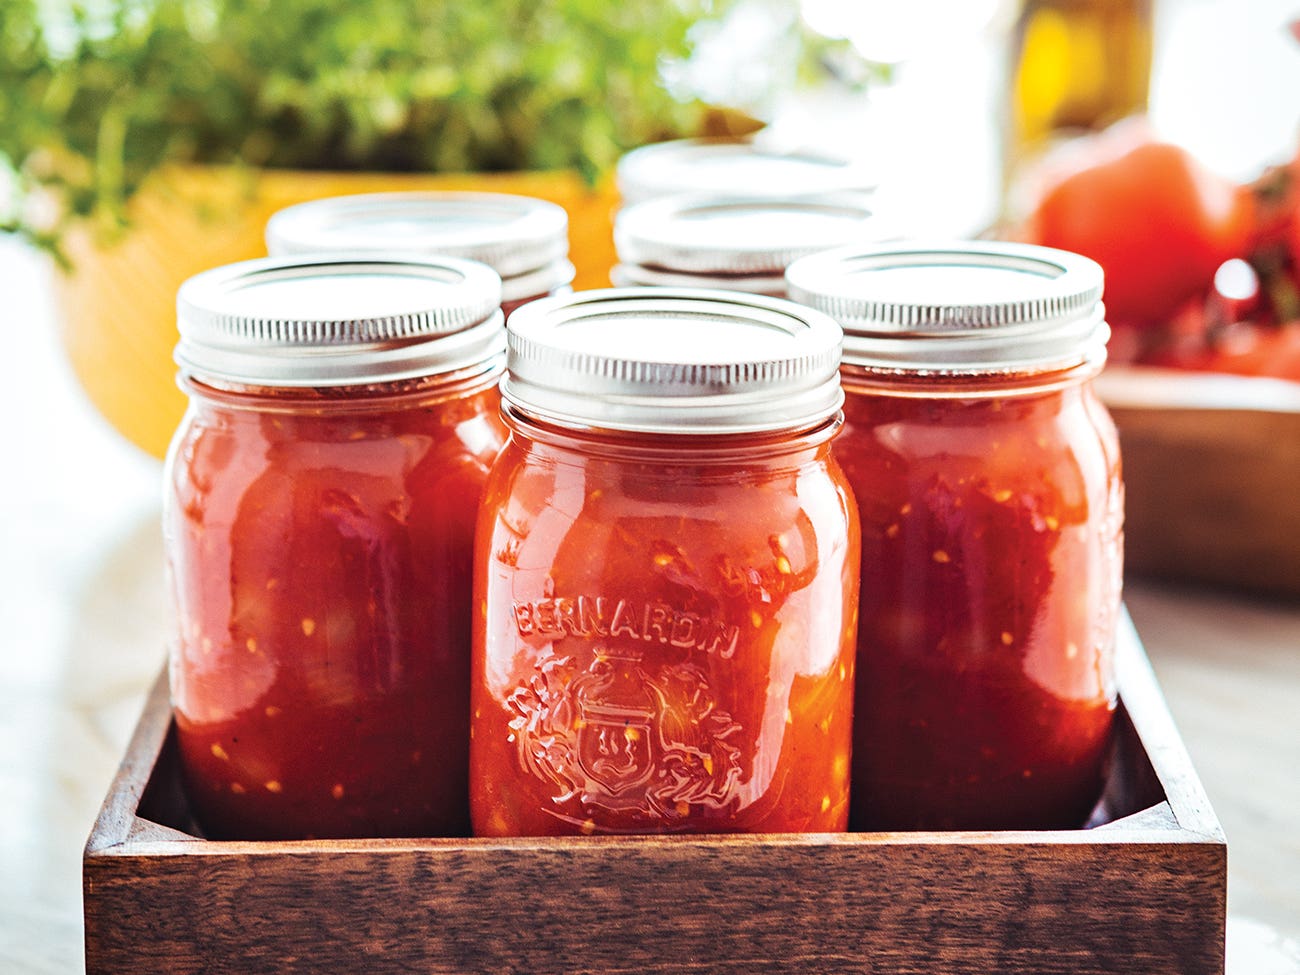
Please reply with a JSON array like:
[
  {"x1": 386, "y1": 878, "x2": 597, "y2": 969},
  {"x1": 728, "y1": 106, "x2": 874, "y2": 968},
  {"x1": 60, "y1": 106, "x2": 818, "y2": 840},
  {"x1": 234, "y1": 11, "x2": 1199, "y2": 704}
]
[{"x1": 1008, "y1": 0, "x2": 1154, "y2": 166}]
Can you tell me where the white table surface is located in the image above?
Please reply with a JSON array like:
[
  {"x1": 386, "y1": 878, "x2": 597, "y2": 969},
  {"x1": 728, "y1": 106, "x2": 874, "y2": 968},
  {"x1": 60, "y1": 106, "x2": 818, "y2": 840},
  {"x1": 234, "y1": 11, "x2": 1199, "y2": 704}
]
[{"x1": 0, "y1": 234, "x2": 1297, "y2": 972}]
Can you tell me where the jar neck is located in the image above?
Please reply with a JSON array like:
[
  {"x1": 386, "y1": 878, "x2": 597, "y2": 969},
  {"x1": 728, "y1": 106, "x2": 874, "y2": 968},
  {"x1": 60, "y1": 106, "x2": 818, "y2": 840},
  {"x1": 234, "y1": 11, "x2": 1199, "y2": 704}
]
[
  {"x1": 838, "y1": 354, "x2": 1105, "y2": 400},
  {"x1": 502, "y1": 403, "x2": 843, "y2": 465},
  {"x1": 181, "y1": 357, "x2": 504, "y2": 414}
]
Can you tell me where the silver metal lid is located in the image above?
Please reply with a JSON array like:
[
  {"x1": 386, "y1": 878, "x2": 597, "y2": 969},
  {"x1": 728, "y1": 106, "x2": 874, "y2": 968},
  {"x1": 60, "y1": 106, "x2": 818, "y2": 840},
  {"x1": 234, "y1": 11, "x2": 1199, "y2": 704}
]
[
  {"x1": 176, "y1": 255, "x2": 505, "y2": 387},
  {"x1": 615, "y1": 136, "x2": 877, "y2": 204},
  {"x1": 784, "y1": 240, "x2": 1109, "y2": 374},
  {"x1": 265, "y1": 192, "x2": 570, "y2": 279},
  {"x1": 614, "y1": 192, "x2": 892, "y2": 277},
  {"x1": 610, "y1": 262, "x2": 787, "y2": 296},
  {"x1": 501, "y1": 258, "x2": 575, "y2": 305},
  {"x1": 501, "y1": 288, "x2": 844, "y2": 435}
]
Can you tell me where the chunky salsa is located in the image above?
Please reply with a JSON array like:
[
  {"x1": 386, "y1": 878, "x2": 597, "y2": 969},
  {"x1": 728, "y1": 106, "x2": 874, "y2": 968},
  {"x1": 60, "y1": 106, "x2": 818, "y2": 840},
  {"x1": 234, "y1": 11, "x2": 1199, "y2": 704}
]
[
  {"x1": 167, "y1": 378, "x2": 506, "y2": 839},
  {"x1": 838, "y1": 371, "x2": 1123, "y2": 830},
  {"x1": 470, "y1": 423, "x2": 860, "y2": 836}
]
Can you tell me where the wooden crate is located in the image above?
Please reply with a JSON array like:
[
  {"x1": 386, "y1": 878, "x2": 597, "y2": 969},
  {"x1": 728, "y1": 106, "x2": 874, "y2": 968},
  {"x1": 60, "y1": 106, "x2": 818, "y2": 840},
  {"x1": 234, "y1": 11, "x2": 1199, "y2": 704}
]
[
  {"x1": 84, "y1": 614, "x2": 1226, "y2": 974},
  {"x1": 1097, "y1": 365, "x2": 1300, "y2": 597}
]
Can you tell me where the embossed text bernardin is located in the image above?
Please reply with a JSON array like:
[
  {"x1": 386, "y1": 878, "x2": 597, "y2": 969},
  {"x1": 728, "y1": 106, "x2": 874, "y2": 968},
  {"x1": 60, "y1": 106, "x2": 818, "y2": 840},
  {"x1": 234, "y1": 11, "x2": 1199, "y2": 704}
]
[{"x1": 512, "y1": 596, "x2": 740, "y2": 659}]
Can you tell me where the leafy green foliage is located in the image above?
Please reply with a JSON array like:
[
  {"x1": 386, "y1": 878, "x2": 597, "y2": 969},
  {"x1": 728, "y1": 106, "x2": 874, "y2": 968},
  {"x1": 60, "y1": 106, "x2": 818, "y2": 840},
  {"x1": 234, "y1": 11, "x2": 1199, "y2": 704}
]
[{"x1": 1, "y1": 0, "x2": 811, "y2": 253}]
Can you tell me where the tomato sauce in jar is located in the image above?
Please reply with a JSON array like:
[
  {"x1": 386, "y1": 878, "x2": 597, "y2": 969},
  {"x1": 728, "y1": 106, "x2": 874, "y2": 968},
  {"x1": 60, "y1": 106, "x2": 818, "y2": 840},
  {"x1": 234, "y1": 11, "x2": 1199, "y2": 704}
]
[
  {"x1": 265, "y1": 191, "x2": 574, "y2": 316},
  {"x1": 786, "y1": 241, "x2": 1123, "y2": 830},
  {"x1": 165, "y1": 255, "x2": 508, "y2": 839},
  {"x1": 471, "y1": 289, "x2": 860, "y2": 836}
]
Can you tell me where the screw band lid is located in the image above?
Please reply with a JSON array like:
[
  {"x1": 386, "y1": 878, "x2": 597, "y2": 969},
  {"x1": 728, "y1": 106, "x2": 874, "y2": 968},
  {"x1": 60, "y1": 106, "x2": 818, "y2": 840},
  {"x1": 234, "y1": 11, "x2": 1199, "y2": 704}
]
[
  {"x1": 502, "y1": 288, "x2": 845, "y2": 434},
  {"x1": 616, "y1": 136, "x2": 876, "y2": 204},
  {"x1": 785, "y1": 240, "x2": 1108, "y2": 374},
  {"x1": 266, "y1": 192, "x2": 570, "y2": 279},
  {"x1": 176, "y1": 255, "x2": 504, "y2": 386},
  {"x1": 614, "y1": 192, "x2": 891, "y2": 278}
]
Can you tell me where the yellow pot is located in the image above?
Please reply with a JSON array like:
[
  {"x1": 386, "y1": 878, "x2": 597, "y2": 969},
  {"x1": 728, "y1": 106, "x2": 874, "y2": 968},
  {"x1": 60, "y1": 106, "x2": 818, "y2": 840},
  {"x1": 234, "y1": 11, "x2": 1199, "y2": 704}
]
[{"x1": 55, "y1": 167, "x2": 620, "y2": 459}]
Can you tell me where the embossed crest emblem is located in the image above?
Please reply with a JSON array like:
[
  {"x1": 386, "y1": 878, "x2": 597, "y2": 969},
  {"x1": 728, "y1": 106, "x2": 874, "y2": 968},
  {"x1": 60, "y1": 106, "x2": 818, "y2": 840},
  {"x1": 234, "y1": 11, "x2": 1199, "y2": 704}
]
[
  {"x1": 506, "y1": 645, "x2": 744, "y2": 823},
  {"x1": 574, "y1": 694, "x2": 656, "y2": 804}
]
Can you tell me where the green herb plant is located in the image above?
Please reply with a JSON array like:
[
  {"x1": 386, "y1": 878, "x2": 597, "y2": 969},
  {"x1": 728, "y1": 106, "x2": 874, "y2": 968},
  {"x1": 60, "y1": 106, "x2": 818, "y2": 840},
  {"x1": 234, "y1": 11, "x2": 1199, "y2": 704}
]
[{"x1": 0, "y1": 0, "x2": 875, "y2": 261}]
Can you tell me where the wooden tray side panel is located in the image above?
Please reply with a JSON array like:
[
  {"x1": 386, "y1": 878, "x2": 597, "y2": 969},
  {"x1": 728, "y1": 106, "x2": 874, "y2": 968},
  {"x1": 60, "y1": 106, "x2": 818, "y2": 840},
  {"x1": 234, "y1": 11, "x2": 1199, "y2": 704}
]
[
  {"x1": 84, "y1": 621, "x2": 1225, "y2": 975},
  {"x1": 1110, "y1": 402, "x2": 1300, "y2": 596},
  {"x1": 85, "y1": 838, "x2": 1224, "y2": 975}
]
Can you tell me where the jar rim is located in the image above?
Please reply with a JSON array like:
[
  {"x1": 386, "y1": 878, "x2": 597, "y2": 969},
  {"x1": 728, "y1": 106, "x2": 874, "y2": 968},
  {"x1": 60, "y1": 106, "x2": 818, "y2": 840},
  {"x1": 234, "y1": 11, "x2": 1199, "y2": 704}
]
[
  {"x1": 178, "y1": 356, "x2": 505, "y2": 410},
  {"x1": 501, "y1": 401, "x2": 845, "y2": 460},
  {"x1": 837, "y1": 352, "x2": 1107, "y2": 396}
]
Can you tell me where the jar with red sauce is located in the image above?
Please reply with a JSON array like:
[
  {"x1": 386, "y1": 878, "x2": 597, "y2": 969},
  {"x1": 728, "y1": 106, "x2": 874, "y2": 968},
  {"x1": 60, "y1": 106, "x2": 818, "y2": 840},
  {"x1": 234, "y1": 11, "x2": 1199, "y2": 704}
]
[
  {"x1": 471, "y1": 289, "x2": 860, "y2": 836},
  {"x1": 611, "y1": 192, "x2": 892, "y2": 296},
  {"x1": 786, "y1": 241, "x2": 1124, "y2": 830},
  {"x1": 265, "y1": 191, "x2": 574, "y2": 316},
  {"x1": 165, "y1": 255, "x2": 508, "y2": 839}
]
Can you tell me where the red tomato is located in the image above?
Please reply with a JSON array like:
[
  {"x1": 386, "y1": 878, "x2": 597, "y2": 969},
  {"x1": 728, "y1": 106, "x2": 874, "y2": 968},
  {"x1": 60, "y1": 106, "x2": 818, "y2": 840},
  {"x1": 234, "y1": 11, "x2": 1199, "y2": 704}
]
[{"x1": 1027, "y1": 127, "x2": 1256, "y2": 327}]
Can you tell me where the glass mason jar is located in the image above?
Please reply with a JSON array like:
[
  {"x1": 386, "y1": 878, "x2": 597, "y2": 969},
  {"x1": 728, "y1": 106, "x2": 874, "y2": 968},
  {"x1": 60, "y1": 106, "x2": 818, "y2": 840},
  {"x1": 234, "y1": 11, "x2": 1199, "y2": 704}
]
[
  {"x1": 786, "y1": 241, "x2": 1124, "y2": 831},
  {"x1": 265, "y1": 191, "x2": 575, "y2": 316},
  {"x1": 165, "y1": 255, "x2": 508, "y2": 840},
  {"x1": 471, "y1": 289, "x2": 860, "y2": 836},
  {"x1": 611, "y1": 192, "x2": 892, "y2": 297},
  {"x1": 615, "y1": 136, "x2": 877, "y2": 206}
]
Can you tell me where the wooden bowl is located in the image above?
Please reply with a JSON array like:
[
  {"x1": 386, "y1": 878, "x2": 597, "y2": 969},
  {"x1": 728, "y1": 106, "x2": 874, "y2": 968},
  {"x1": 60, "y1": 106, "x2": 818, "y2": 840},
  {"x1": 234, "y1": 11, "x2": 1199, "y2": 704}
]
[{"x1": 54, "y1": 166, "x2": 620, "y2": 460}]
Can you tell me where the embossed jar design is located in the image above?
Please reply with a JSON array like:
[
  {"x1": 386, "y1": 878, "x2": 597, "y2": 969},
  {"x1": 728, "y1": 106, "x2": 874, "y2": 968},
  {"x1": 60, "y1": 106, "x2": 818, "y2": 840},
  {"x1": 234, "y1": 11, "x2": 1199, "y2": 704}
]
[{"x1": 470, "y1": 289, "x2": 860, "y2": 836}]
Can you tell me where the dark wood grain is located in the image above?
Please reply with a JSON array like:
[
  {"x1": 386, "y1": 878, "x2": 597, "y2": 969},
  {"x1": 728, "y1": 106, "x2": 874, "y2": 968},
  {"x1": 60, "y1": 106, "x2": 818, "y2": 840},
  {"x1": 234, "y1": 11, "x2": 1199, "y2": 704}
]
[{"x1": 84, "y1": 617, "x2": 1226, "y2": 975}]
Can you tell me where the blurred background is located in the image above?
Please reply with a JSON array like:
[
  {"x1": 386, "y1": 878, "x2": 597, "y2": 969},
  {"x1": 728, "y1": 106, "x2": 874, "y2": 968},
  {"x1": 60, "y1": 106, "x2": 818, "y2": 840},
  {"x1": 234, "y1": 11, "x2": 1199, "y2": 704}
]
[{"x1": 2, "y1": 0, "x2": 1299, "y2": 971}]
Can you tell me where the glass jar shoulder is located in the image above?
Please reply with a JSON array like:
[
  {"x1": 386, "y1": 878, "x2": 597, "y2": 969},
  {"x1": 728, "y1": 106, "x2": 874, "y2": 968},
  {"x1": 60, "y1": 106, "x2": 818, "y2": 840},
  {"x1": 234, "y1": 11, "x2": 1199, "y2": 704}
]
[
  {"x1": 475, "y1": 430, "x2": 860, "y2": 711},
  {"x1": 167, "y1": 385, "x2": 507, "y2": 515},
  {"x1": 478, "y1": 431, "x2": 857, "y2": 580},
  {"x1": 836, "y1": 380, "x2": 1118, "y2": 500}
]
